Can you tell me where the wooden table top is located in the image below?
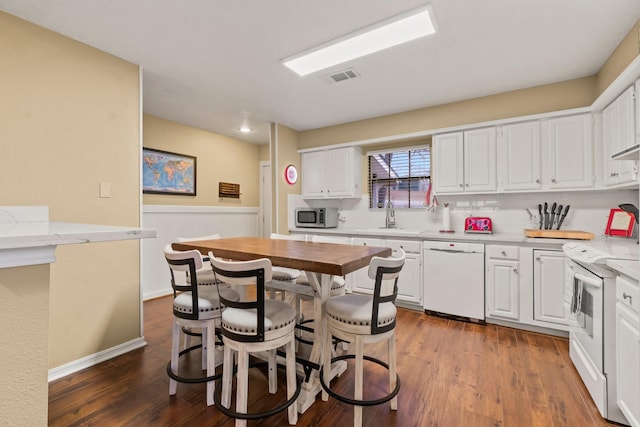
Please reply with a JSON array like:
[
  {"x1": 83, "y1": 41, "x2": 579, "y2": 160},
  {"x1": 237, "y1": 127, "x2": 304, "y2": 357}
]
[{"x1": 172, "y1": 236, "x2": 392, "y2": 276}]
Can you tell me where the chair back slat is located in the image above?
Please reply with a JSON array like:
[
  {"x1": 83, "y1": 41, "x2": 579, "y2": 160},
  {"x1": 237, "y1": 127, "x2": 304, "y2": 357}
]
[
  {"x1": 209, "y1": 253, "x2": 272, "y2": 343},
  {"x1": 164, "y1": 244, "x2": 202, "y2": 320},
  {"x1": 370, "y1": 248, "x2": 405, "y2": 335}
]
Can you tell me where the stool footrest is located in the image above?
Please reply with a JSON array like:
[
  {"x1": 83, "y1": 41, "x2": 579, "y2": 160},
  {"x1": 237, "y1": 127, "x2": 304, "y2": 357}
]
[
  {"x1": 166, "y1": 344, "x2": 221, "y2": 384},
  {"x1": 213, "y1": 361, "x2": 302, "y2": 420},
  {"x1": 319, "y1": 354, "x2": 401, "y2": 407}
]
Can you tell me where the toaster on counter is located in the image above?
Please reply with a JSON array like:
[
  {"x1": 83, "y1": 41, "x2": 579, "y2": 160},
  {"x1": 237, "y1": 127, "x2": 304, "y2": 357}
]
[{"x1": 465, "y1": 217, "x2": 493, "y2": 233}]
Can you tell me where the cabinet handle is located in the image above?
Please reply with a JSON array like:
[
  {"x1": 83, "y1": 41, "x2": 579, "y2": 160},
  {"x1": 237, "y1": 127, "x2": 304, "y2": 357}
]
[
  {"x1": 459, "y1": 184, "x2": 464, "y2": 188},
  {"x1": 501, "y1": 251, "x2": 507, "y2": 256},
  {"x1": 610, "y1": 172, "x2": 619, "y2": 177},
  {"x1": 513, "y1": 268, "x2": 518, "y2": 274},
  {"x1": 623, "y1": 293, "x2": 633, "y2": 304},
  {"x1": 535, "y1": 257, "x2": 541, "y2": 262},
  {"x1": 465, "y1": 183, "x2": 469, "y2": 187},
  {"x1": 551, "y1": 178, "x2": 557, "y2": 183},
  {"x1": 536, "y1": 179, "x2": 541, "y2": 184}
]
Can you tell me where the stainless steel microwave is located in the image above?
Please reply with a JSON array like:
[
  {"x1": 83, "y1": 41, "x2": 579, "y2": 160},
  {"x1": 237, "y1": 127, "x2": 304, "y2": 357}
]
[{"x1": 295, "y1": 207, "x2": 339, "y2": 228}]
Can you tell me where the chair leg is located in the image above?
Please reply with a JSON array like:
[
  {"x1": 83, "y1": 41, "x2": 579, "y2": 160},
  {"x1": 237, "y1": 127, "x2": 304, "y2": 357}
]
[
  {"x1": 322, "y1": 324, "x2": 332, "y2": 401},
  {"x1": 201, "y1": 327, "x2": 207, "y2": 371},
  {"x1": 235, "y1": 347, "x2": 249, "y2": 427},
  {"x1": 285, "y1": 336, "x2": 298, "y2": 425},
  {"x1": 354, "y1": 336, "x2": 364, "y2": 427},
  {"x1": 206, "y1": 324, "x2": 216, "y2": 406},
  {"x1": 221, "y1": 343, "x2": 233, "y2": 408},
  {"x1": 268, "y1": 349, "x2": 277, "y2": 394},
  {"x1": 388, "y1": 332, "x2": 397, "y2": 411},
  {"x1": 169, "y1": 320, "x2": 180, "y2": 396}
]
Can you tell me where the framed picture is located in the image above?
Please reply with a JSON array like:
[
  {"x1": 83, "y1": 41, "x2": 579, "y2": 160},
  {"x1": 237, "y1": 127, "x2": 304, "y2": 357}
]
[{"x1": 142, "y1": 147, "x2": 196, "y2": 195}]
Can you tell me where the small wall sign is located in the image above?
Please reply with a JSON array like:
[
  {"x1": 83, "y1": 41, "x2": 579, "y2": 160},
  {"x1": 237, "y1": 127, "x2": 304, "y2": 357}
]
[{"x1": 285, "y1": 164, "x2": 298, "y2": 185}]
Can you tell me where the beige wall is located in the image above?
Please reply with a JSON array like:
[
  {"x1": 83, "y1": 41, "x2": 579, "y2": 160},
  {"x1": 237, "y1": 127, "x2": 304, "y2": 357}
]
[
  {"x1": 0, "y1": 9, "x2": 142, "y2": 375},
  {"x1": 273, "y1": 124, "x2": 301, "y2": 233},
  {"x1": 143, "y1": 114, "x2": 261, "y2": 207},
  {"x1": 260, "y1": 143, "x2": 270, "y2": 162},
  {"x1": 0, "y1": 265, "x2": 50, "y2": 425},
  {"x1": 298, "y1": 76, "x2": 596, "y2": 149},
  {"x1": 597, "y1": 18, "x2": 640, "y2": 95}
]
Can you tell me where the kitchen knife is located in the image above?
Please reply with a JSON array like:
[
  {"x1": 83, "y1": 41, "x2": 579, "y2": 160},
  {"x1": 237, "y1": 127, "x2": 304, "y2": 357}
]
[
  {"x1": 557, "y1": 205, "x2": 570, "y2": 230},
  {"x1": 544, "y1": 202, "x2": 549, "y2": 230},
  {"x1": 556, "y1": 204, "x2": 563, "y2": 229},
  {"x1": 550, "y1": 203, "x2": 557, "y2": 229},
  {"x1": 538, "y1": 204, "x2": 543, "y2": 229}
]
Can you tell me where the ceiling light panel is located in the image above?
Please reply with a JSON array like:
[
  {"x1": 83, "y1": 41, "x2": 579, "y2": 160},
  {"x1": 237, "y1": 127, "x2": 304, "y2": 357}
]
[{"x1": 283, "y1": 5, "x2": 436, "y2": 76}]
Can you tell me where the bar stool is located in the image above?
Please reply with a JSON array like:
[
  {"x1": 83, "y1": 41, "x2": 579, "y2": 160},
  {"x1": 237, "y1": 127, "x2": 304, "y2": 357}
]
[
  {"x1": 320, "y1": 248, "x2": 405, "y2": 427},
  {"x1": 163, "y1": 244, "x2": 240, "y2": 406},
  {"x1": 209, "y1": 252, "x2": 300, "y2": 427},
  {"x1": 266, "y1": 233, "x2": 305, "y2": 300}
]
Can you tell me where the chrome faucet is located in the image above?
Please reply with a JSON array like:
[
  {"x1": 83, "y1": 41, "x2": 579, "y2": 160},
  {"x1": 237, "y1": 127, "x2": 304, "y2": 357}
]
[{"x1": 385, "y1": 198, "x2": 396, "y2": 228}]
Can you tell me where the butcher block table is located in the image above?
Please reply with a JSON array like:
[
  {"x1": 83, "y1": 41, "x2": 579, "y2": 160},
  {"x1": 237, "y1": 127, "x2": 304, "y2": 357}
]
[{"x1": 173, "y1": 236, "x2": 392, "y2": 413}]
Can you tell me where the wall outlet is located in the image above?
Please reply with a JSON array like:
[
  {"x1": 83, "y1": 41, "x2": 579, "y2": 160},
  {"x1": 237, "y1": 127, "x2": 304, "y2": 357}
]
[{"x1": 99, "y1": 182, "x2": 111, "y2": 198}]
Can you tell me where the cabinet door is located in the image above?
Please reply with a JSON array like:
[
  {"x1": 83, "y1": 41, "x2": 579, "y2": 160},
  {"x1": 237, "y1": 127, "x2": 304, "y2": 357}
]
[
  {"x1": 603, "y1": 86, "x2": 637, "y2": 186},
  {"x1": 616, "y1": 301, "x2": 640, "y2": 427},
  {"x1": 533, "y1": 250, "x2": 570, "y2": 327},
  {"x1": 500, "y1": 122, "x2": 542, "y2": 191},
  {"x1": 350, "y1": 238, "x2": 385, "y2": 294},
  {"x1": 546, "y1": 114, "x2": 594, "y2": 189},
  {"x1": 396, "y1": 252, "x2": 422, "y2": 306},
  {"x1": 464, "y1": 127, "x2": 497, "y2": 192},
  {"x1": 433, "y1": 133, "x2": 464, "y2": 193},
  {"x1": 325, "y1": 147, "x2": 353, "y2": 197},
  {"x1": 486, "y1": 258, "x2": 520, "y2": 320},
  {"x1": 301, "y1": 151, "x2": 326, "y2": 197}
]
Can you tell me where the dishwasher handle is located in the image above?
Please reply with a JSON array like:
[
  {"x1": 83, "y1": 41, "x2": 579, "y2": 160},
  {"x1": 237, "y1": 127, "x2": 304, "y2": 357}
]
[{"x1": 426, "y1": 247, "x2": 480, "y2": 254}]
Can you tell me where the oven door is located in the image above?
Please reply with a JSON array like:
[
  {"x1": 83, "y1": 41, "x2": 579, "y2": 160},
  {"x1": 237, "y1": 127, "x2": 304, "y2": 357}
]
[{"x1": 566, "y1": 260, "x2": 604, "y2": 370}]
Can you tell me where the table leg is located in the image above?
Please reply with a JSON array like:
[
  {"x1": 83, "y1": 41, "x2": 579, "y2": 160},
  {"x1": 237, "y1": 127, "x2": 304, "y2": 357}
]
[{"x1": 295, "y1": 272, "x2": 347, "y2": 413}]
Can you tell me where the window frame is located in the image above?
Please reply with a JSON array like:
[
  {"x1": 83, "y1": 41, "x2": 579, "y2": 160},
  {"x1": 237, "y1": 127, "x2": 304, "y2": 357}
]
[{"x1": 367, "y1": 145, "x2": 431, "y2": 210}]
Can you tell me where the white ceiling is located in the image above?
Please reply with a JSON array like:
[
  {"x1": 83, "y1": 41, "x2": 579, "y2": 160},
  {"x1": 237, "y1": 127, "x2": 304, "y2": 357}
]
[{"x1": 1, "y1": 0, "x2": 639, "y2": 145}]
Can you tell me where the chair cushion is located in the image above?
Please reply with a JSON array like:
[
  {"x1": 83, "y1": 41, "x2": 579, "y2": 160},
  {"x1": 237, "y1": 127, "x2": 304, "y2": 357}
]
[
  {"x1": 174, "y1": 287, "x2": 241, "y2": 320},
  {"x1": 221, "y1": 299, "x2": 296, "y2": 341},
  {"x1": 272, "y1": 266, "x2": 302, "y2": 281},
  {"x1": 325, "y1": 294, "x2": 396, "y2": 334}
]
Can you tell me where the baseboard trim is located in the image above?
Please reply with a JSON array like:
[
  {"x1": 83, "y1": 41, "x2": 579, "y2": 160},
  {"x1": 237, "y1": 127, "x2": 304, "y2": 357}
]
[
  {"x1": 48, "y1": 337, "x2": 148, "y2": 382},
  {"x1": 143, "y1": 288, "x2": 173, "y2": 301}
]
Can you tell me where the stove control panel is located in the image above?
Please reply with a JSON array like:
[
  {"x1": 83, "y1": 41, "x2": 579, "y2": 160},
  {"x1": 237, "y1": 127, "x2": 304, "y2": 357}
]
[{"x1": 562, "y1": 242, "x2": 611, "y2": 265}]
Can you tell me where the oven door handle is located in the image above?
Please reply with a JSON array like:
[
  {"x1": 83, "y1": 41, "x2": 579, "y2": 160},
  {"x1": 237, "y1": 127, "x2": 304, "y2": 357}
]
[{"x1": 574, "y1": 272, "x2": 602, "y2": 288}]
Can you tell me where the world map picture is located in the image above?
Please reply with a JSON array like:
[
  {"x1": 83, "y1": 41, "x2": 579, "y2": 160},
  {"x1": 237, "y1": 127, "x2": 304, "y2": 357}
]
[{"x1": 142, "y1": 148, "x2": 196, "y2": 195}]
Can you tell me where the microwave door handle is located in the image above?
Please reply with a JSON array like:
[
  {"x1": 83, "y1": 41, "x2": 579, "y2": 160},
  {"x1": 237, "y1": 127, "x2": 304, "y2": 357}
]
[{"x1": 574, "y1": 272, "x2": 602, "y2": 288}]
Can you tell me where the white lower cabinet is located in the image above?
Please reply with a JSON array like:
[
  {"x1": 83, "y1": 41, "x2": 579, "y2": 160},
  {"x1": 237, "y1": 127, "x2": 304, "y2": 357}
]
[
  {"x1": 616, "y1": 274, "x2": 640, "y2": 427},
  {"x1": 350, "y1": 237, "x2": 422, "y2": 309},
  {"x1": 533, "y1": 249, "x2": 570, "y2": 328},
  {"x1": 486, "y1": 245, "x2": 520, "y2": 321}
]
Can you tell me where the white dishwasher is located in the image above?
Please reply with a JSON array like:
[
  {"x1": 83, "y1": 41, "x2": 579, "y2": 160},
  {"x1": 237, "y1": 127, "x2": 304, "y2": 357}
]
[{"x1": 423, "y1": 241, "x2": 485, "y2": 320}]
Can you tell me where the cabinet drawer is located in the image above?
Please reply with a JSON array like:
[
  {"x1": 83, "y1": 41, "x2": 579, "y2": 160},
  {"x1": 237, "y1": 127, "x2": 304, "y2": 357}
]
[
  {"x1": 617, "y1": 274, "x2": 640, "y2": 313},
  {"x1": 386, "y1": 239, "x2": 421, "y2": 253},
  {"x1": 486, "y1": 245, "x2": 519, "y2": 260}
]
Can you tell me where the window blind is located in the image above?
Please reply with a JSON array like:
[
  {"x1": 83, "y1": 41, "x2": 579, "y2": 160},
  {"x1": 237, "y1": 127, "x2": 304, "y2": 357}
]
[{"x1": 368, "y1": 147, "x2": 431, "y2": 209}]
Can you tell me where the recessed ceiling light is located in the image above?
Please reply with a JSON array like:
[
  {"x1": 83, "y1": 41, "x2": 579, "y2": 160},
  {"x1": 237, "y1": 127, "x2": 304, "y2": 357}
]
[
  {"x1": 283, "y1": 5, "x2": 436, "y2": 76},
  {"x1": 239, "y1": 126, "x2": 252, "y2": 133}
]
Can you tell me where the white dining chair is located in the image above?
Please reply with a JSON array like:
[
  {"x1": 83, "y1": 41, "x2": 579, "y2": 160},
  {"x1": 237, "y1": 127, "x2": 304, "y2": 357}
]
[
  {"x1": 320, "y1": 248, "x2": 405, "y2": 427},
  {"x1": 209, "y1": 252, "x2": 300, "y2": 427},
  {"x1": 163, "y1": 244, "x2": 240, "y2": 406}
]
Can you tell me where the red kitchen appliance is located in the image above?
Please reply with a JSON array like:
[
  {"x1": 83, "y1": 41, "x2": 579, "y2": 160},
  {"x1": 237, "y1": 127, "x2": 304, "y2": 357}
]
[{"x1": 464, "y1": 217, "x2": 493, "y2": 233}]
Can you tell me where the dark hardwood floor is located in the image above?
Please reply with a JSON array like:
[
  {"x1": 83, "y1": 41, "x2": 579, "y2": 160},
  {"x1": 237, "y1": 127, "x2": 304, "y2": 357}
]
[{"x1": 48, "y1": 296, "x2": 618, "y2": 426}]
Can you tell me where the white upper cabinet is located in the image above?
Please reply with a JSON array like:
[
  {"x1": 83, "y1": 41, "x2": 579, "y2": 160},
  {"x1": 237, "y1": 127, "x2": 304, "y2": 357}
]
[
  {"x1": 433, "y1": 128, "x2": 496, "y2": 194},
  {"x1": 301, "y1": 146, "x2": 362, "y2": 199},
  {"x1": 544, "y1": 114, "x2": 594, "y2": 189},
  {"x1": 432, "y1": 132, "x2": 464, "y2": 193},
  {"x1": 499, "y1": 121, "x2": 542, "y2": 191},
  {"x1": 602, "y1": 85, "x2": 637, "y2": 186}
]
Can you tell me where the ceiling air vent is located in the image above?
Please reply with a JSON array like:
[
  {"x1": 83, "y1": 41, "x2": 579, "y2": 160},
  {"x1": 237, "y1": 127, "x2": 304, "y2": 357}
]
[{"x1": 325, "y1": 68, "x2": 360, "y2": 84}]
